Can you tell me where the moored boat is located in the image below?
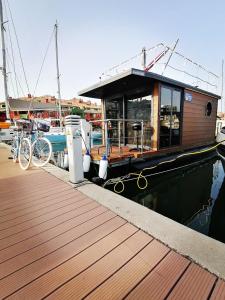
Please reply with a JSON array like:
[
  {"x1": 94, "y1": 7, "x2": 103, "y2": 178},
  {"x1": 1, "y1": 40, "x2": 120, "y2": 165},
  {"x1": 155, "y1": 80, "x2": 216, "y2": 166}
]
[
  {"x1": 216, "y1": 126, "x2": 225, "y2": 158},
  {"x1": 79, "y1": 67, "x2": 221, "y2": 180}
]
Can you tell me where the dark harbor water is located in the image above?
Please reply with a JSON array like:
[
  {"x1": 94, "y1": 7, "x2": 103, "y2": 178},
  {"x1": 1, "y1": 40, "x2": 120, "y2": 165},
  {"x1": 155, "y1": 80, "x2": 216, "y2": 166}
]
[{"x1": 111, "y1": 158, "x2": 225, "y2": 244}]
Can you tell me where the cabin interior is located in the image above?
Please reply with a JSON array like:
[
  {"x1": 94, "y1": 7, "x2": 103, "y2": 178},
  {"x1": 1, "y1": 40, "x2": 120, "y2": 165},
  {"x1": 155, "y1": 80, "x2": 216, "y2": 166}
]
[{"x1": 79, "y1": 68, "x2": 220, "y2": 165}]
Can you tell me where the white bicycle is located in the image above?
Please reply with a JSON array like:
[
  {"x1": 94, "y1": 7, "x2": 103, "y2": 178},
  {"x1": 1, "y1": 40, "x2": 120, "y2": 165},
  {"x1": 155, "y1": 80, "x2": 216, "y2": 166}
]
[{"x1": 12, "y1": 120, "x2": 52, "y2": 170}]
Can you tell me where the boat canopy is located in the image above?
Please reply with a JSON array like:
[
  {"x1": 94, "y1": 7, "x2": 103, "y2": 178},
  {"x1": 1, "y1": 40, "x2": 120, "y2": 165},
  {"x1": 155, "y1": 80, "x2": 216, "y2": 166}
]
[{"x1": 78, "y1": 68, "x2": 220, "y2": 100}]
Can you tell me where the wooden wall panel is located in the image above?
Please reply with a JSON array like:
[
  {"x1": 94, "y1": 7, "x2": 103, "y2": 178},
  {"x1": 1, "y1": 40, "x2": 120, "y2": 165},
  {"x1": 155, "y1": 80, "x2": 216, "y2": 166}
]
[
  {"x1": 182, "y1": 89, "x2": 218, "y2": 147},
  {"x1": 151, "y1": 82, "x2": 159, "y2": 150}
]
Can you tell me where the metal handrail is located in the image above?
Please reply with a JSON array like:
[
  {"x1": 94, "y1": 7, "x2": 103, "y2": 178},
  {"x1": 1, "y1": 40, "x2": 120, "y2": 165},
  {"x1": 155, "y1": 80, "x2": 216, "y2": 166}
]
[
  {"x1": 89, "y1": 118, "x2": 149, "y2": 157},
  {"x1": 89, "y1": 118, "x2": 144, "y2": 123}
]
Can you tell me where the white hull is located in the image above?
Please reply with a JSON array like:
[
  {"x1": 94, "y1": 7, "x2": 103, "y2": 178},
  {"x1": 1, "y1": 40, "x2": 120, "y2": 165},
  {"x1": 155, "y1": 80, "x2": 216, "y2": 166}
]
[
  {"x1": 0, "y1": 128, "x2": 14, "y2": 142},
  {"x1": 216, "y1": 132, "x2": 225, "y2": 146}
]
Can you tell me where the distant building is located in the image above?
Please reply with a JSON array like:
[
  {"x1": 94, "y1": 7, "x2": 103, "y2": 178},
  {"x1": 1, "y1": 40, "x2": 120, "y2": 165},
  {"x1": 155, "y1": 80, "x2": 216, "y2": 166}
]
[{"x1": 0, "y1": 95, "x2": 102, "y2": 121}]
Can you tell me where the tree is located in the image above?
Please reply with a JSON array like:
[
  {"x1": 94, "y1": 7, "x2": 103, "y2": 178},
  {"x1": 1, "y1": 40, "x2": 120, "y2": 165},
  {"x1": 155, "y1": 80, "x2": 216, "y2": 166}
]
[{"x1": 71, "y1": 106, "x2": 85, "y2": 118}]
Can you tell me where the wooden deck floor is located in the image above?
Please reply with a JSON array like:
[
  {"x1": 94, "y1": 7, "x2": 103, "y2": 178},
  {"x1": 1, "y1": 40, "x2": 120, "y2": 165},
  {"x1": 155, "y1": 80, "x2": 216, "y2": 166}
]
[
  {"x1": 0, "y1": 148, "x2": 225, "y2": 299},
  {"x1": 90, "y1": 145, "x2": 157, "y2": 163}
]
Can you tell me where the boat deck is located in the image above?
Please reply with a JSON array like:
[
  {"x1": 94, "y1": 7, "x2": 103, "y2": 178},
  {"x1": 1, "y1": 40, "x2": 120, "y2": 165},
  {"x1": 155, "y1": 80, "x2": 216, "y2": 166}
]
[
  {"x1": 90, "y1": 145, "x2": 158, "y2": 163},
  {"x1": 0, "y1": 144, "x2": 225, "y2": 299}
]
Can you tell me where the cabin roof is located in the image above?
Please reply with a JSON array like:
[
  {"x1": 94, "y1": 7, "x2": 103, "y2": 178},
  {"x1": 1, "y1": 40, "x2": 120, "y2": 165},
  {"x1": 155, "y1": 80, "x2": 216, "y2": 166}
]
[{"x1": 78, "y1": 68, "x2": 221, "y2": 100}]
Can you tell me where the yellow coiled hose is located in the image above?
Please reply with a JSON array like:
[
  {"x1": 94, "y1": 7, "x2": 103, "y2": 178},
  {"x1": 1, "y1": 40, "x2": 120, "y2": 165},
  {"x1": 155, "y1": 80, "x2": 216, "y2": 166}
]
[{"x1": 103, "y1": 140, "x2": 225, "y2": 194}]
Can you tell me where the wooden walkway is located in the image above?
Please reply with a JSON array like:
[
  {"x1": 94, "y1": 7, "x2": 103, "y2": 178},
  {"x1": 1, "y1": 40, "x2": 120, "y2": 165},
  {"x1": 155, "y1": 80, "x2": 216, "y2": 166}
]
[{"x1": 0, "y1": 150, "x2": 225, "y2": 298}]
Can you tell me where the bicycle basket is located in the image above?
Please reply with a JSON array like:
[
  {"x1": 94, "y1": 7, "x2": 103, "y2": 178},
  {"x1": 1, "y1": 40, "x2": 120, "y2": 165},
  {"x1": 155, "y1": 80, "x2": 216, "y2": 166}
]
[
  {"x1": 36, "y1": 121, "x2": 50, "y2": 132},
  {"x1": 15, "y1": 119, "x2": 33, "y2": 132}
]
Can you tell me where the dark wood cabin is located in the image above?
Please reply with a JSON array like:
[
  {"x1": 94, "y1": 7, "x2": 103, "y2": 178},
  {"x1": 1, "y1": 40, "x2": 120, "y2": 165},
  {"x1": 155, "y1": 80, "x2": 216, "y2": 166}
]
[{"x1": 79, "y1": 68, "x2": 220, "y2": 164}]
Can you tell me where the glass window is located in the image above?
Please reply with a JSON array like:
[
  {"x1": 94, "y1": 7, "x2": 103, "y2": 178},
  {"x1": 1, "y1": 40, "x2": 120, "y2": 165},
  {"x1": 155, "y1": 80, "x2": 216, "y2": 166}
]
[
  {"x1": 105, "y1": 98, "x2": 123, "y2": 120},
  {"x1": 127, "y1": 96, "x2": 152, "y2": 147},
  {"x1": 105, "y1": 95, "x2": 152, "y2": 148},
  {"x1": 206, "y1": 102, "x2": 212, "y2": 116},
  {"x1": 105, "y1": 97, "x2": 123, "y2": 145},
  {"x1": 160, "y1": 85, "x2": 182, "y2": 148}
]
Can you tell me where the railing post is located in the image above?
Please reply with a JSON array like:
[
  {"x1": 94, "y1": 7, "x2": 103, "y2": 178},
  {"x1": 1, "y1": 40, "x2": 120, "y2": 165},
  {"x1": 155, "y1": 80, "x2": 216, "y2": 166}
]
[
  {"x1": 104, "y1": 120, "x2": 109, "y2": 157},
  {"x1": 118, "y1": 121, "x2": 121, "y2": 154},
  {"x1": 90, "y1": 122, "x2": 93, "y2": 148},
  {"x1": 141, "y1": 120, "x2": 144, "y2": 153}
]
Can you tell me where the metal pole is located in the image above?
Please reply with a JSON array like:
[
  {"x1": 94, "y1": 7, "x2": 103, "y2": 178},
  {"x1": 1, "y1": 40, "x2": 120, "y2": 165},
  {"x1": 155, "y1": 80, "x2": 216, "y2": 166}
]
[
  {"x1": 141, "y1": 47, "x2": 146, "y2": 70},
  {"x1": 105, "y1": 121, "x2": 109, "y2": 157},
  {"x1": 123, "y1": 96, "x2": 125, "y2": 146},
  {"x1": 162, "y1": 38, "x2": 179, "y2": 76},
  {"x1": 141, "y1": 120, "x2": 144, "y2": 153},
  {"x1": 90, "y1": 122, "x2": 93, "y2": 148},
  {"x1": 221, "y1": 59, "x2": 224, "y2": 113},
  {"x1": 0, "y1": 0, "x2": 10, "y2": 119},
  {"x1": 55, "y1": 21, "x2": 62, "y2": 128},
  {"x1": 118, "y1": 121, "x2": 121, "y2": 154}
]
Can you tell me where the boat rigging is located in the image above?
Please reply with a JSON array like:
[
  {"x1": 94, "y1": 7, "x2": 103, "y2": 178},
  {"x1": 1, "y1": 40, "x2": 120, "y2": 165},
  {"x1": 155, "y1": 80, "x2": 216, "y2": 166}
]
[{"x1": 0, "y1": 0, "x2": 10, "y2": 119}]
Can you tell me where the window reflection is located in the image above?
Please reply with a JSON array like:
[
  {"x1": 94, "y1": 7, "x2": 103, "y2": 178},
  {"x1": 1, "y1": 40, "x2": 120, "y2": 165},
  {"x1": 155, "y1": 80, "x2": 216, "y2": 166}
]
[
  {"x1": 105, "y1": 98, "x2": 123, "y2": 144},
  {"x1": 160, "y1": 86, "x2": 181, "y2": 148},
  {"x1": 127, "y1": 96, "x2": 151, "y2": 147},
  {"x1": 105, "y1": 95, "x2": 152, "y2": 148}
]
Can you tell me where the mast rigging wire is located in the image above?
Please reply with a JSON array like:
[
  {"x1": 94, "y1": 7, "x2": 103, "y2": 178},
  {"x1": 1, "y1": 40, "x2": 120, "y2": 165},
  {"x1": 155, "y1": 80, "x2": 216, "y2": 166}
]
[
  {"x1": 3, "y1": 0, "x2": 19, "y2": 97},
  {"x1": 33, "y1": 28, "x2": 55, "y2": 96},
  {"x1": 5, "y1": 0, "x2": 30, "y2": 94},
  {"x1": 27, "y1": 27, "x2": 55, "y2": 116},
  {"x1": 5, "y1": 55, "x2": 16, "y2": 97},
  {"x1": 6, "y1": 48, "x2": 25, "y2": 95},
  {"x1": 100, "y1": 42, "x2": 219, "y2": 92},
  {"x1": 166, "y1": 64, "x2": 217, "y2": 88}
]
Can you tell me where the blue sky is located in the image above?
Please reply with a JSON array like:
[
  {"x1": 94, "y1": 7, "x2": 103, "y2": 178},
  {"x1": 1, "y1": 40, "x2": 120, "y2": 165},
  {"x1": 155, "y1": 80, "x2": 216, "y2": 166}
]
[{"x1": 0, "y1": 0, "x2": 225, "y2": 107}]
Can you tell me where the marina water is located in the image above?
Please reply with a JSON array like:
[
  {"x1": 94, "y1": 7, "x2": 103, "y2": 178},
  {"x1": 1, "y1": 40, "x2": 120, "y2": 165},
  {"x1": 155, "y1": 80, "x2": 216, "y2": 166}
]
[{"x1": 115, "y1": 158, "x2": 225, "y2": 244}]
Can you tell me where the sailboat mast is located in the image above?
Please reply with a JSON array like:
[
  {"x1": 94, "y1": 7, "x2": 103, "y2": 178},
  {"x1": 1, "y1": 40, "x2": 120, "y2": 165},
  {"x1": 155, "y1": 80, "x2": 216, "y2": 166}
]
[
  {"x1": 0, "y1": 0, "x2": 10, "y2": 119},
  {"x1": 55, "y1": 21, "x2": 62, "y2": 127}
]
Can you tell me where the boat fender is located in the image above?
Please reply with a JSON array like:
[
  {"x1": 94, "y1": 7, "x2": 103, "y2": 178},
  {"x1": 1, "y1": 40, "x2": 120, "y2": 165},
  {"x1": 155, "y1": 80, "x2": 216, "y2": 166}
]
[
  {"x1": 83, "y1": 150, "x2": 91, "y2": 172},
  {"x1": 99, "y1": 154, "x2": 108, "y2": 179},
  {"x1": 63, "y1": 149, "x2": 69, "y2": 169}
]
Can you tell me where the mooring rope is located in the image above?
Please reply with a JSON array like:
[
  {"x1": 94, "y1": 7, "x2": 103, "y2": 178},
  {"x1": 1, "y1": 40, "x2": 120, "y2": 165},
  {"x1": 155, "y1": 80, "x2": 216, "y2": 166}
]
[{"x1": 103, "y1": 140, "x2": 225, "y2": 194}]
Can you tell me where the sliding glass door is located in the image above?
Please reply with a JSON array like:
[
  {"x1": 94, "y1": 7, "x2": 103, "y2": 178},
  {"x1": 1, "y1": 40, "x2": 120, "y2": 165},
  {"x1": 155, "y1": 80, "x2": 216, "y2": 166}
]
[
  {"x1": 105, "y1": 95, "x2": 152, "y2": 148},
  {"x1": 159, "y1": 85, "x2": 182, "y2": 148}
]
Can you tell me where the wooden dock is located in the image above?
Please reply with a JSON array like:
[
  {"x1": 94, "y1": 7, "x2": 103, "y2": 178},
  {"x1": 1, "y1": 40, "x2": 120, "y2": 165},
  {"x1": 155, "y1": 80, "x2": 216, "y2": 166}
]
[{"x1": 0, "y1": 144, "x2": 225, "y2": 299}]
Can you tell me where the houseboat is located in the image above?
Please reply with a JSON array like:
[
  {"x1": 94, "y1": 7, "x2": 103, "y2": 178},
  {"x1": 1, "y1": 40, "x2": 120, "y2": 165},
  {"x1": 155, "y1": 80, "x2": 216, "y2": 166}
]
[{"x1": 79, "y1": 68, "x2": 220, "y2": 177}]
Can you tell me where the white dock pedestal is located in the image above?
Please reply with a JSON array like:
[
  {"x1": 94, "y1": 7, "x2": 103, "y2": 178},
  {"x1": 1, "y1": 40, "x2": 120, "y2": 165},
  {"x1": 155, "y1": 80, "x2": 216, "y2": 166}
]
[{"x1": 65, "y1": 115, "x2": 84, "y2": 184}]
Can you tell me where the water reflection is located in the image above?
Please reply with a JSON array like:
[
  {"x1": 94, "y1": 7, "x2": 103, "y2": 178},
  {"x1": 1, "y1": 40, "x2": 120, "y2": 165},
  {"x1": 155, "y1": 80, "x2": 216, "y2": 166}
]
[{"x1": 129, "y1": 158, "x2": 225, "y2": 244}]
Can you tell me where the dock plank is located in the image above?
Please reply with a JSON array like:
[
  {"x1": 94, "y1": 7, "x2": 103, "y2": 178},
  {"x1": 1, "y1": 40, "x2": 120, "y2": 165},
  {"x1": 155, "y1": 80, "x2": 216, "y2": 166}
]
[
  {"x1": 210, "y1": 280, "x2": 225, "y2": 300},
  {"x1": 0, "y1": 182, "x2": 72, "y2": 210},
  {"x1": 0, "y1": 216, "x2": 125, "y2": 298},
  {"x1": 0, "y1": 202, "x2": 101, "y2": 250},
  {"x1": 0, "y1": 146, "x2": 225, "y2": 300},
  {"x1": 167, "y1": 263, "x2": 216, "y2": 300},
  {"x1": 85, "y1": 239, "x2": 169, "y2": 300},
  {"x1": 125, "y1": 251, "x2": 190, "y2": 300},
  {"x1": 0, "y1": 194, "x2": 89, "y2": 230},
  {"x1": 0, "y1": 203, "x2": 103, "y2": 263},
  {"x1": 8, "y1": 223, "x2": 139, "y2": 299},
  {"x1": 0, "y1": 210, "x2": 116, "y2": 279},
  {"x1": 0, "y1": 173, "x2": 59, "y2": 193},
  {"x1": 0, "y1": 189, "x2": 82, "y2": 220},
  {"x1": 0, "y1": 195, "x2": 95, "y2": 240},
  {"x1": 45, "y1": 230, "x2": 152, "y2": 299}
]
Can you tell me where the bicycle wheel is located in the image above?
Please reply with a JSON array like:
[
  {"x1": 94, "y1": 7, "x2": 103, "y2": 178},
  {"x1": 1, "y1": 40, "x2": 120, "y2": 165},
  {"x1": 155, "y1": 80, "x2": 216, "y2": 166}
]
[
  {"x1": 11, "y1": 136, "x2": 18, "y2": 162},
  {"x1": 32, "y1": 137, "x2": 52, "y2": 167},
  {"x1": 18, "y1": 137, "x2": 32, "y2": 170}
]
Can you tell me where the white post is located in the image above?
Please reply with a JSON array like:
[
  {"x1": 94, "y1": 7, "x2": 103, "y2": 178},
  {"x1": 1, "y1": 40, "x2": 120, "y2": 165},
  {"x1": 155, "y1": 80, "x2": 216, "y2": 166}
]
[{"x1": 65, "y1": 115, "x2": 84, "y2": 183}]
